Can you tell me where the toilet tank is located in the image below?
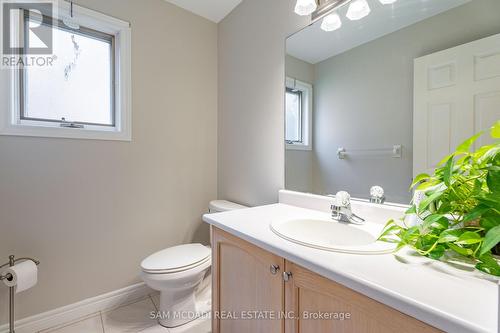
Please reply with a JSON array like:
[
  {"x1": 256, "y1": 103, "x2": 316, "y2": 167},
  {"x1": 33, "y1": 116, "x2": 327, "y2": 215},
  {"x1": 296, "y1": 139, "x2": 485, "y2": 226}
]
[
  {"x1": 207, "y1": 200, "x2": 247, "y2": 246},
  {"x1": 208, "y1": 200, "x2": 247, "y2": 213}
]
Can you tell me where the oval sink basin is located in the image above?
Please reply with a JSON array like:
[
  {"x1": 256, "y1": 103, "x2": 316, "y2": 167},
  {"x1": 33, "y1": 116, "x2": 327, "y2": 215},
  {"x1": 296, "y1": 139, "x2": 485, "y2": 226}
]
[{"x1": 270, "y1": 218, "x2": 395, "y2": 254}]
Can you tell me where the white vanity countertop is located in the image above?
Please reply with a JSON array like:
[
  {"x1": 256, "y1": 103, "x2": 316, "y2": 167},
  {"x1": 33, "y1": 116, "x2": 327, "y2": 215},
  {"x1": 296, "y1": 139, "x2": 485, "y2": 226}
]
[{"x1": 203, "y1": 203, "x2": 499, "y2": 333}]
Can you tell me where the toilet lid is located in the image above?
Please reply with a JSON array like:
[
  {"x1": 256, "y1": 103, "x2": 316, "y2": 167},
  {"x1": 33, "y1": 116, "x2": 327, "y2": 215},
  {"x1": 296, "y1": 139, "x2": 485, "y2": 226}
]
[
  {"x1": 141, "y1": 243, "x2": 210, "y2": 273},
  {"x1": 209, "y1": 200, "x2": 247, "y2": 212}
]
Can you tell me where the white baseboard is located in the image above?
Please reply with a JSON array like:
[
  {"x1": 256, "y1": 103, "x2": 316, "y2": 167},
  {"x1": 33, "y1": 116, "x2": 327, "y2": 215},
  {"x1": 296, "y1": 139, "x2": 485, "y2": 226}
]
[{"x1": 0, "y1": 282, "x2": 153, "y2": 333}]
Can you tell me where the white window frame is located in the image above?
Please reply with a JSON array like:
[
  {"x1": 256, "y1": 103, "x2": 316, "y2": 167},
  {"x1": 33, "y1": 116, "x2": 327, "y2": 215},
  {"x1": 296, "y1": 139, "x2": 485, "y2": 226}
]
[
  {"x1": 0, "y1": 1, "x2": 132, "y2": 141},
  {"x1": 285, "y1": 77, "x2": 312, "y2": 151}
]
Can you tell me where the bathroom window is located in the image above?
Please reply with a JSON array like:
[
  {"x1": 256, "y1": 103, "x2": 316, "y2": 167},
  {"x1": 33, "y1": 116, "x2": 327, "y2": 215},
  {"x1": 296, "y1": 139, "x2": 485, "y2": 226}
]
[
  {"x1": 285, "y1": 77, "x2": 312, "y2": 150},
  {"x1": 0, "y1": 3, "x2": 132, "y2": 141},
  {"x1": 23, "y1": 16, "x2": 115, "y2": 127}
]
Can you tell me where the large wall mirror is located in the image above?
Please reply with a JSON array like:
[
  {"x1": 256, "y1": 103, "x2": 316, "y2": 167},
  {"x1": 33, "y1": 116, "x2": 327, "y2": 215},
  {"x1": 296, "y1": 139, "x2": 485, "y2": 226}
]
[{"x1": 285, "y1": 0, "x2": 500, "y2": 204}]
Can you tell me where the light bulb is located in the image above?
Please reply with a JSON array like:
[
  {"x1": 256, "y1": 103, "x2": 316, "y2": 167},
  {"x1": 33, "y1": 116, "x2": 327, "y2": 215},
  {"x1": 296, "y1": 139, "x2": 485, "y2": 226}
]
[
  {"x1": 321, "y1": 12, "x2": 342, "y2": 32},
  {"x1": 346, "y1": 0, "x2": 371, "y2": 20},
  {"x1": 294, "y1": 0, "x2": 317, "y2": 16},
  {"x1": 379, "y1": 0, "x2": 398, "y2": 4}
]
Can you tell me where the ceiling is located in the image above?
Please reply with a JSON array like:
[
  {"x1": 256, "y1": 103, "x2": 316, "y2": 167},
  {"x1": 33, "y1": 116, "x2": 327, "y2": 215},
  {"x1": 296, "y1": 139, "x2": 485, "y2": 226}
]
[
  {"x1": 163, "y1": 0, "x2": 243, "y2": 23},
  {"x1": 287, "y1": 0, "x2": 472, "y2": 64}
]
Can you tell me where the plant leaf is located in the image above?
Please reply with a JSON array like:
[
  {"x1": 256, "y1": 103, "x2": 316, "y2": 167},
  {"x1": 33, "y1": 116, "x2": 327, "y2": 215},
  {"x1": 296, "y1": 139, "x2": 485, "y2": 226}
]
[
  {"x1": 477, "y1": 145, "x2": 500, "y2": 165},
  {"x1": 401, "y1": 226, "x2": 421, "y2": 243},
  {"x1": 416, "y1": 179, "x2": 441, "y2": 191},
  {"x1": 456, "y1": 132, "x2": 483, "y2": 153},
  {"x1": 486, "y1": 167, "x2": 500, "y2": 193},
  {"x1": 393, "y1": 242, "x2": 407, "y2": 253},
  {"x1": 480, "y1": 225, "x2": 500, "y2": 256},
  {"x1": 377, "y1": 220, "x2": 401, "y2": 242},
  {"x1": 480, "y1": 211, "x2": 500, "y2": 230},
  {"x1": 448, "y1": 243, "x2": 473, "y2": 256},
  {"x1": 476, "y1": 253, "x2": 500, "y2": 276},
  {"x1": 476, "y1": 262, "x2": 500, "y2": 276},
  {"x1": 405, "y1": 205, "x2": 416, "y2": 215},
  {"x1": 436, "y1": 153, "x2": 455, "y2": 168},
  {"x1": 476, "y1": 193, "x2": 500, "y2": 212},
  {"x1": 471, "y1": 178, "x2": 483, "y2": 196},
  {"x1": 492, "y1": 120, "x2": 500, "y2": 139},
  {"x1": 438, "y1": 229, "x2": 464, "y2": 243},
  {"x1": 422, "y1": 214, "x2": 448, "y2": 231},
  {"x1": 462, "y1": 205, "x2": 490, "y2": 223},
  {"x1": 418, "y1": 191, "x2": 443, "y2": 213},
  {"x1": 443, "y1": 156, "x2": 454, "y2": 186},
  {"x1": 427, "y1": 244, "x2": 446, "y2": 260},
  {"x1": 410, "y1": 173, "x2": 431, "y2": 189},
  {"x1": 456, "y1": 231, "x2": 482, "y2": 245}
]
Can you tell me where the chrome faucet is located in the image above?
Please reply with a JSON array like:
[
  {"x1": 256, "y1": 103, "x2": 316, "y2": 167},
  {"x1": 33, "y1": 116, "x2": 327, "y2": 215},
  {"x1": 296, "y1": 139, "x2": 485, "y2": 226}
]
[{"x1": 330, "y1": 191, "x2": 366, "y2": 225}]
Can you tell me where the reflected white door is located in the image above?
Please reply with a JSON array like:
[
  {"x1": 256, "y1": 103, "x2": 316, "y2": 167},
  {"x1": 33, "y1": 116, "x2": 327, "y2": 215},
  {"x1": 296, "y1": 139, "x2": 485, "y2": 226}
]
[{"x1": 413, "y1": 33, "x2": 500, "y2": 176}]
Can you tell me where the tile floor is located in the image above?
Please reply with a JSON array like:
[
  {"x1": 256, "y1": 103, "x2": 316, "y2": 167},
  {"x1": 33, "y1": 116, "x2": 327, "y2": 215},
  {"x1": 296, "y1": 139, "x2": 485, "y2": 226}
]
[{"x1": 38, "y1": 294, "x2": 211, "y2": 333}]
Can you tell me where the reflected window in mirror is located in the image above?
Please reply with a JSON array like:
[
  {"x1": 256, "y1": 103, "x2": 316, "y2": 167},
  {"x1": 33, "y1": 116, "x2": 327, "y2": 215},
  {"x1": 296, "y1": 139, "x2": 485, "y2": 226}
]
[
  {"x1": 285, "y1": 77, "x2": 312, "y2": 151},
  {"x1": 285, "y1": 88, "x2": 302, "y2": 143}
]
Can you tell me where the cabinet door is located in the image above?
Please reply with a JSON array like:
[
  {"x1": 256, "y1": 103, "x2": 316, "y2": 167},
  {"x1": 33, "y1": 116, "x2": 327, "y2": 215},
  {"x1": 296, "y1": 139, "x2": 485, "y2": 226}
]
[
  {"x1": 212, "y1": 228, "x2": 285, "y2": 333},
  {"x1": 284, "y1": 261, "x2": 441, "y2": 333}
]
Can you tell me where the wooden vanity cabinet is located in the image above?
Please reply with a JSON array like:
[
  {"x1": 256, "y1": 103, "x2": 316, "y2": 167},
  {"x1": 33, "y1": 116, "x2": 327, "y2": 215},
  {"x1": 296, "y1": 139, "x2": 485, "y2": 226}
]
[
  {"x1": 212, "y1": 228, "x2": 285, "y2": 333},
  {"x1": 212, "y1": 227, "x2": 441, "y2": 333},
  {"x1": 284, "y1": 261, "x2": 440, "y2": 333}
]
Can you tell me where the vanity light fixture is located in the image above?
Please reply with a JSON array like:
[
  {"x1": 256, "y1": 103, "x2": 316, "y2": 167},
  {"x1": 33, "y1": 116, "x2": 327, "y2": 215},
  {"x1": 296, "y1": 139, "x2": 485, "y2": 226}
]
[
  {"x1": 379, "y1": 0, "x2": 398, "y2": 4},
  {"x1": 321, "y1": 12, "x2": 342, "y2": 31},
  {"x1": 346, "y1": 0, "x2": 371, "y2": 20},
  {"x1": 294, "y1": 0, "x2": 318, "y2": 16}
]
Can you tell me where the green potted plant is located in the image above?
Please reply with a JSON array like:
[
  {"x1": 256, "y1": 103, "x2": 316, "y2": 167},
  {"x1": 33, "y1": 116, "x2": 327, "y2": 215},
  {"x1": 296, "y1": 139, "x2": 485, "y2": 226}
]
[{"x1": 379, "y1": 121, "x2": 500, "y2": 276}]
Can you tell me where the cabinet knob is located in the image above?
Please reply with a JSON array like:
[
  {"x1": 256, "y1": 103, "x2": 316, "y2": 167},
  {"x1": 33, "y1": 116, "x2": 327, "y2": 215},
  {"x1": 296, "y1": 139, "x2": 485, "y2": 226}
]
[
  {"x1": 283, "y1": 271, "x2": 292, "y2": 282},
  {"x1": 270, "y1": 264, "x2": 280, "y2": 275}
]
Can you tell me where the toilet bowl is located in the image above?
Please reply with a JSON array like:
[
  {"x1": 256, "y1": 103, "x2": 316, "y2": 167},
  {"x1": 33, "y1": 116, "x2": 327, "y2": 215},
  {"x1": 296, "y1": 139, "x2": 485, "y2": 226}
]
[
  {"x1": 141, "y1": 243, "x2": 211, "y2": 327},
  {"x1": 141, "y1": 200, "x2": 246, "y2": 328}
]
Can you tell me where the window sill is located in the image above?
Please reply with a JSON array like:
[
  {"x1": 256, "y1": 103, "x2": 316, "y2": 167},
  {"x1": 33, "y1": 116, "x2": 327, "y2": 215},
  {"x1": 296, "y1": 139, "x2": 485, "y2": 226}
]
[
  {"x1": 286, "y1": 143, "x2": 312, "y2": 151},
  {"x1": 0, "y1": 123, "x2": 131, "y2": 141}
]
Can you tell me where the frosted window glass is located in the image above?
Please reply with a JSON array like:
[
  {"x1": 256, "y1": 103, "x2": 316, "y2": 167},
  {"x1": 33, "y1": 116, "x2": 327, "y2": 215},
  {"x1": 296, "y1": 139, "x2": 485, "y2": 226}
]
[
  {"x1": 286, "y1": 90, "x2": 302, "y2": 142},
  {"x1": 24, "y1": 23, "x2": 113, "y2": 126}
]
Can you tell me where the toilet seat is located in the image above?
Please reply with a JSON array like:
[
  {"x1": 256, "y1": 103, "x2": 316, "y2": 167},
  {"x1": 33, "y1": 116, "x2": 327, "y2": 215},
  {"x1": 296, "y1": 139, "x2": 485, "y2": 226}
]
[{"x1": 141, "y1": 243, "x2": 211, "y2": 274}]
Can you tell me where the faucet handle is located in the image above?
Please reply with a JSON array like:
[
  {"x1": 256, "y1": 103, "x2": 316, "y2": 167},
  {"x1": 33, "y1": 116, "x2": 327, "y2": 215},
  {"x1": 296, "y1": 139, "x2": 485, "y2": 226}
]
[
  {"x1": 335, "y1": 191, "x2": 351, "y2": 208},
  {"x1": 370, "y1": 186, "x2": 385, "y2": 204}
]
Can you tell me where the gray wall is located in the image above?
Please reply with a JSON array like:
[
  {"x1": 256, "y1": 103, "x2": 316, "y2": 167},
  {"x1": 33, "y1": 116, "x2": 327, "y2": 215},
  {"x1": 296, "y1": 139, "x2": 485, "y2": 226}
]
[
  {"x1": 285, "y1": 55, "x2": 315, "y2": 193},
  {"x1": 0, "y1": 0, "x2": 217, "y2": 323},
  {"x1": 218, "y1": 0, "x2": 309, "y2": 206},
  {"x1": 305, "y1": 0, "x2": 500, "y2": 203}
]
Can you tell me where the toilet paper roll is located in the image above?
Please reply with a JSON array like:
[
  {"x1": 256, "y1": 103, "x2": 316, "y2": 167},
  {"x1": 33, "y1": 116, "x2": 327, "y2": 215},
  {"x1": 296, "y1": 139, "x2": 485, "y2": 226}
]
[{"x1": 1, "y1": 260, "x2": 38, "y2": 293}]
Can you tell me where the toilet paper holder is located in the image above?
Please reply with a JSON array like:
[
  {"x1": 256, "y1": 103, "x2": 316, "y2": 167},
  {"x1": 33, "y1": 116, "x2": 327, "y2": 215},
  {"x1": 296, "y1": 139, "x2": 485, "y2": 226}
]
[{"x1": 0, "y1": 255, "x2": 40, "y2": 333}]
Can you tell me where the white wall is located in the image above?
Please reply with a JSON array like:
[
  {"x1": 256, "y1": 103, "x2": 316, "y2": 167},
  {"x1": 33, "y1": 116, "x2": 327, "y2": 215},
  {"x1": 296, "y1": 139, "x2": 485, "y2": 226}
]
[
  {"x1": 218, "y1": 0, "x2": 309, "y2": 206},
  {"x1": 0, "y1": 0, "x2": 217, "y2": 323}
]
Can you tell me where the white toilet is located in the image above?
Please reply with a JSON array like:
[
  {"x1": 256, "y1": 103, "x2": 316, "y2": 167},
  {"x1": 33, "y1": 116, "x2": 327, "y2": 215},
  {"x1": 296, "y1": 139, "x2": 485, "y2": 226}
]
[{"x1": 141, "y1": 200, "x2": 246, "y2": 328}]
